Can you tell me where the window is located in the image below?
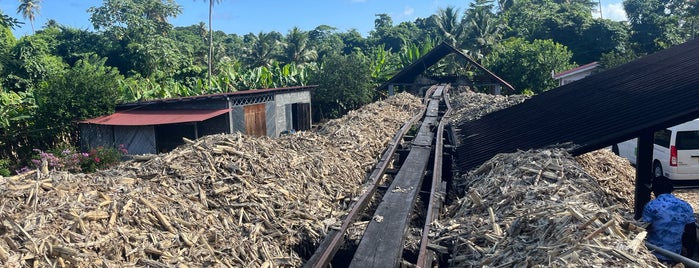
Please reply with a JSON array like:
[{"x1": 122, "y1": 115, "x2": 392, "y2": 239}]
[
  {"x1": 676, "y1": 131, "x2": 699, "y2": 150},
  {"x1": 654, "y1": 129, "x2": 671, "y2": 148}
]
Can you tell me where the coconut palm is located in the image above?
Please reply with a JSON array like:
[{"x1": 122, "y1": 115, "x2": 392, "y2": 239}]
[
  {"x1": 243, "y1": 31, "x2": 282, "y2": 68},
  {"x1": 464, "y1": 0, "x2": 505, "y2": 59},
  {"x1": 17, "y1": 0, "x2": 41, "y2": 34},
  {"x1": 283, "y1": 27, "x2": 317, "y2": 67},
  {"x1": 434, "y1": 6, "x2": 464, "y2": 47}
]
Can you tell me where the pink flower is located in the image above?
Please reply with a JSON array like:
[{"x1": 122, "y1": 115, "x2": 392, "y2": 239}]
[{"x1": 94, "y1": 157, "x2": 101, "y2": 163}]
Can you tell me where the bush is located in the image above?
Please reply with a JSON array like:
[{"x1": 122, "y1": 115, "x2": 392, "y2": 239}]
[
  {"x1": 81, "y1": 145, "x2": 127, "y2": 172},
  {"x1": 0, "y1": 159, "x2": 10, "y2": 176},
  {"x1": 30, "y1": 144, "x2": 127, "y2": 173}
]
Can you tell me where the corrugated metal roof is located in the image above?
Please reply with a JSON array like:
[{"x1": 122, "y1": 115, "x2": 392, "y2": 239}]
[
  {"x1": 80, "y1": 109, "x2": 230, "y2": 126},
  {"x1": 117, "y1": 85, "x2": 316, "y2": 109},
  {"x1": 455, "y1": 38, "x2": 699, "y2": 172},
  {"x1": 552, "y1": 61, "x2": 599, "y2": 79},
  {"x1": 377, "y1": 42, "x2": 515, "y2": 93}
]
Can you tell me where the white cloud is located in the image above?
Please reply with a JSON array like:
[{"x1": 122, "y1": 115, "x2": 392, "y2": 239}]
[
  {"x1": 404, "y1": 6, "x2": 415, "y2": 16},
  {"x1": 602, "y1": 3, "x2": 627, "y2": 21}
]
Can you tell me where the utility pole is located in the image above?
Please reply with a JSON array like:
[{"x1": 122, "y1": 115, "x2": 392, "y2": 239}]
[{"x1": 598, "y1": 0, "x2": 603, "y2": 19}]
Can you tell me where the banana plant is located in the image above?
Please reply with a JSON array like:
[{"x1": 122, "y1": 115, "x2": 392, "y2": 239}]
[{"x1": 399, "y1": 38, "x2": 435, "y2": 68}]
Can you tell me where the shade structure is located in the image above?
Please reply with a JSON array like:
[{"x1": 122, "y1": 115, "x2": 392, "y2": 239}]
[{"x1": 81, "y1": 109, "x2": 231, "y2": 126}]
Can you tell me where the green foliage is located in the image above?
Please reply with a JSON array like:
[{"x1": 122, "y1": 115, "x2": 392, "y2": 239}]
[
  {"x1": 0, "y1": 158, "x2": 10, "y2": 176},
  {"x1": 485, "y1": 38, "x2": 575, "y2": 94},
  {"x1": 434, "y1": 6, "x2": 465, "y2": 47},
  {"x1": 599, "y1": 49, "x2": 641, "y2": 70},
  {"x1": 624, "y1": 0, "x2": 689, "y2": 54},
  {"x1": 282, "y1": 27, "x2": 317, "y2": 67},
  {"x1": 0, "y1": 88, "x2": 36, "y2": 162},
  {"x1": 310, "y1": 52, "x2": 374, "y2": 120},
  {"x1": 399, "y1": 38, "x2": 435, "y2": 68},
  {"x1": 243, "y1": 31, "x2": 283, "y2": 68},
  {"x1": 33, "y1": 54, "x2": 122, "y2": 145},
  {"x1": 81, "y1": 145, "x2": 127, "y2": 172},
  {"x1": 367, "y1": 44, "x2": 396, "y2": 85},
  {"x1": 463, "y1": 0, "x2": 505, "y2": 59}
]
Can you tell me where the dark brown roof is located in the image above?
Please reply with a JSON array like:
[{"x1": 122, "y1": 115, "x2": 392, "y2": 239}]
[
  {"x1": 377, "y1": 42, "x2": 514, "y2": 93},
  {"x1": 455, "y1": 38, "x2": 699, "y2": 172},
  {"x1": 117, "y1": 85, "x2": 316, "y2": 108}
]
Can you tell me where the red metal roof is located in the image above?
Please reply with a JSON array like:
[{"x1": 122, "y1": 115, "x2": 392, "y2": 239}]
[{"x1": 80, "y1": 109, "x2": 230, "y2": 126}]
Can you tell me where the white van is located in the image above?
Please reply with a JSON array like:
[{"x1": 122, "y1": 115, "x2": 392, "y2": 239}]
[{"x1": 613, "y1": 119, "x2": 699, "y2": 180}]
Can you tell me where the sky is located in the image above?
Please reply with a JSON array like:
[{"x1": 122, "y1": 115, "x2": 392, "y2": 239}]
[{"x1": 1, "y1": 0, "x2": 628, "y2": 38}]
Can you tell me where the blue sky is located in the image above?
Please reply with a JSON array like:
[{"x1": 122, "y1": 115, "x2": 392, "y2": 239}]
[{"x1": 1, "y1": 0, "x2": 628, "y2": 38}]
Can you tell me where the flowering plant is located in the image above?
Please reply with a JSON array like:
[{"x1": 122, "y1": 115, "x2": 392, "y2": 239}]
[{"x1": 30, "y1": 144, "x2": 128, "y2": 173}]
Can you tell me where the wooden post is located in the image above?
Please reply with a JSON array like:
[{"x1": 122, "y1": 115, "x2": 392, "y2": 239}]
[
  {"x1": 388, "y1": 84, "x2": 395, "y2": 96},
  {"x1": 634, "y1": 130, "x2": 654, "y2": 219}
]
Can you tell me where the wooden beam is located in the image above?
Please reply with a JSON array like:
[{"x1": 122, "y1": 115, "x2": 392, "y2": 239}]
[{"x1": 634, "y1": 131, "x2": 654, "y2": 219}]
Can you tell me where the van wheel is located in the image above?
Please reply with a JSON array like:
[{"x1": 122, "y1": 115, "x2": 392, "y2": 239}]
[
  {"x1": 653, "y1": 161, "x2": 664, "y2": 178},
  {"x1": 612, "y1": 145, "x2": 619, "y2": 155}
]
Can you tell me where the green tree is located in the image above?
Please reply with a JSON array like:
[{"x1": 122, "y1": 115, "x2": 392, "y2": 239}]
[
  {"x1": 485, "y1": 38, "x2": 575, "y2": 94},
  {"x1": 0, "y1": 9, "x2": 23, "y2": 30},
  {"x1": 310, "y1": 52, "x2": 374, "y2": 120},
  {"x1": 17, "y1": 0, "x2": 41, "y2": 34},
  {"x1": 282, "y1": 27, "x2": 317, "y2": 67},
  {"x1": 337, "y1": 29, "x2": 369, "y2": 54},
  {"x1": 4, "y1": 34, "x2": 67, "y2": 91},
  {"x1": 624, "y1": 0, "x2": 689, "y2": 54},
  {"x1": 89, "y1": 0, "x2": 183, "y2": 77},
  {"x1": 434, "y1": 6, "x2": 465, "y2": 47},
  {"x1": 243, "y1": 31, "x2": 282, "y2": 68},
  {"x1": 463, "y1": 0, "x2": 505, "y2": 59},
  {"x1": 0, "y1": 88, "x2": 36, "y2": 163},
  {"x1": 308, "y1": 25, "x2": 344, "y2": 61},
  {"x1": 33, "y1": 54, "x2": 122, "y2": 147}
]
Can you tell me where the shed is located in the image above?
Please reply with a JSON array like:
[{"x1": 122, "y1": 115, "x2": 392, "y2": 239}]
[
  {"x1": 377, "y1": 41, "x2": 514, "y2": 95},
  {"x1": 79, "y1": 85, "x2": 315, "y2": 154}
]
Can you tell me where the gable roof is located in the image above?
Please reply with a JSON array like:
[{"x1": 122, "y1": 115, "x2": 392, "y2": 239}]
[
  {"x1": 455, "y1": 38, "x2": 699, "y2": 172},
  {"x1": 377, "y1": 42, "x2": 514, "y2": 93}
]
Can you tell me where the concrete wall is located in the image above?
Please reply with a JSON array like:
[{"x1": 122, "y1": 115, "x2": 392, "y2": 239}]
[{"x1": 274, "y1": 91, "x2": 311, "y2": 137}]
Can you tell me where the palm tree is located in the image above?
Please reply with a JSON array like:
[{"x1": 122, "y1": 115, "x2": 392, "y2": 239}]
[
  {"x1": 434, "y1": 6, "x2": 464, "y2": 47},
  {"x1": 17, "y1": 0, "x2": 41, "y2": 34},
  {"x1": 243, "y1": 32, "x2": 281, "y2": 68},
  {"x1": 283, "y1": 27, "x2": 317, "y2": 67},
  {"x1": 198, "y1": 0, "x2": 222, "y2": 90},
  {"x1": 464, "y1": 0, "x2": 505, "y2": 59}
]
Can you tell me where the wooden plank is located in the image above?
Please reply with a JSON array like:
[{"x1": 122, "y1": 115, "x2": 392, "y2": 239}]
[
  {"x1": 244, "y1": 103, "x2": 266, "y2": 137},
  {"x1": 349, "y1": 147, "x2": 433, "y2": 268},
  {"x1": 304, "y1": 111, "x2": 422, "y2": 268},
  {"x1": 412, "y1": 117, "x2": 438, "y2": 147}
]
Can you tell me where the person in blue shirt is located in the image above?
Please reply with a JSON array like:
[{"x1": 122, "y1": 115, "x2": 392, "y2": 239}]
[{"x1": 642, "y1": 176, "x2": 696, "y2": 263}]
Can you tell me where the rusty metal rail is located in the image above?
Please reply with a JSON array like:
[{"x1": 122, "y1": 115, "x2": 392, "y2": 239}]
[
  {"x1": 304, "y1": 85, "x2": 450, "y2": 267},
  {"x1": 416, "y1": 85, "x2": 452, "y2": 267}
]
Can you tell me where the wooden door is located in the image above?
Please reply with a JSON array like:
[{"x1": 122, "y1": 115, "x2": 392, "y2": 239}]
[
  {"x1": 292, "y1": 103, "x2": 311, "y2": 131},
  {"x1": 244, "y1": 103, "x2": 267, "y2": 136}
]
